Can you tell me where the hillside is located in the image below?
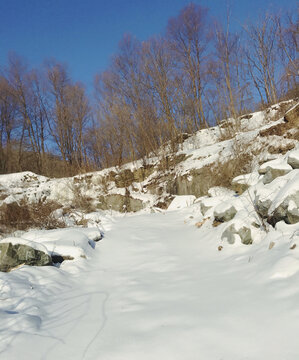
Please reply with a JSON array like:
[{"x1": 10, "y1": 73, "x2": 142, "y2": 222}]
[{"x1": 0, "y1": 99, "x2": 298, "y2": 359}]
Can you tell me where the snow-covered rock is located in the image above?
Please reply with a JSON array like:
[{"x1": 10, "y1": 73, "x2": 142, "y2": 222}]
[
  {"x1": 255, "y1": 170, "x2": 299, "y2": 224},
  {"x1": 221, "y1": 220, "x2": 253, "y2": 245},
  {"x1": 232, "y1": 172, "x2": 260, "y2": 194},
  {"x1": 0, "y1": 239, "x2": 52, "y2": 272},
  {"x1": 288, "y1": 150, "x2": 299, "y2": 169},
  {"x1": 21, "y1": 228, "x2": 101, "y2": 260},
  {"x1": 214, "y1": 202, "x2": 237, "y2": 222},
  {"x1": 200, "y1": 196, "x2": 227, "y2": 216},
  {"x1": 259, "y1": 158, "x2": 292, "y2": 184}
]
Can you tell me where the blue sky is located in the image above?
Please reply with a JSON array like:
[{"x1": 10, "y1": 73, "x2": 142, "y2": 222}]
[{"x1": 0, "y1": 0, "x2": 297, "y2": 89}]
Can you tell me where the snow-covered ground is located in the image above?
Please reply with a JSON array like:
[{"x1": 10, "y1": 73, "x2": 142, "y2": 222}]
[{"x1": 1, "y1": 209, "x2": 299, "y2": 359}]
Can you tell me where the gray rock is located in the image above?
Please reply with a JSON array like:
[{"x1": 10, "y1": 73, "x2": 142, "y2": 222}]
[
  {"x1": 287, "y1": 151, "x2": 299, "y2": 169},
  {"x1": 221, "y1": 223, "x2": 253, "y2": 245},
  {"x1": 255, "y1": 197, "x2": 272, "y2": 218},
  {"x1": 214, "y1": 205, "x2": 237, "y2": 222},
  {"x1": 263, "y1": 167, "x2": 292, "y2": 184},
  {"x1": 97, "y1": 193, "x2": 144, "y2": 213},
  {"x1": 268, "y1": 190, "x2": 299, "y2": 225},
  {"x1": 0, "y1": 243, "x2": 52, "y2": 272}
]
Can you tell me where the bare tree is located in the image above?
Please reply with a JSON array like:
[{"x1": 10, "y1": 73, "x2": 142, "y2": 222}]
[
  {"x1": 166, "y1": 3, "x2": 210, "y2": 129},
  {"x1": 275, "y1": 12, "x2": 298, "y2": 98},
  {"x1": 47, "y1": 61, "x2": 90, "y2": 173},
  {"x1": 0, "y1": 76, "x2": 17, "y2": 173},
  {"x1": 5, "y1": 54, "x2": 49, "y2": 173},
  {"x1": 244, "y1": 14, "x2": 279, "y2": 105}
]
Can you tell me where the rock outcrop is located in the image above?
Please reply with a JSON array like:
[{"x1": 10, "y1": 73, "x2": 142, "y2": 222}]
[{"x1": 0, "y1": 242, "x2": 52, "y2": 272}]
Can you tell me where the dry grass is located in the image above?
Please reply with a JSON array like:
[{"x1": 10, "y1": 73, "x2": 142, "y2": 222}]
[
  {"x1": 72, "y1": 186, "x2": 95, "y2": 213},
  {"x1": 199, "y1": 151, "x2": 253, "y2": 192},
  {"x1": 0, "y1": 199, "x2": 65, "y2": 232}
]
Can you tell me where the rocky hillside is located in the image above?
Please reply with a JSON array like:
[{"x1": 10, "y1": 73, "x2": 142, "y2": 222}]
[
  {"x1": 0, "y1": 99, "x2": 298, "y2": 214},
  {"x1": 0, "y1": 99, "x2": 298, "y2": 267}
]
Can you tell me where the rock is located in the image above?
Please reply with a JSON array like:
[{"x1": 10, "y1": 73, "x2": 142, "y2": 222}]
[
  {"x1": 255, "y1": 196, "x2": 272, "y2": 218},
  {"x1": 263, "y1": 167, "x2": 292, "y2": 184},
  {"x1": 97, "y1": 193, "x2": 144, "y2": 212},
  {"x1": 256, "y1": 170, "x2": 299, "y2": 225},
  {"x1": 287, "y1": 200, "x2": 299, "y2": 224},
  {"x1": 269, "y1": 192, "x2": 299, "y2": 225},
  {"x1": 231, "y1": 172, "x2": 260, "y2": 194},
  {"x1": 200, "y1": 196, "x2": 227, "y2": 216},
  {"x1": 221, "y1": 222, "x2": 253, "y2": 245},
  {"x1": 287, "y1": 150, "x2": 299, "y2": 169},
  {"x1": 259, "y1": 159, "x2": 292, "y2": 184},
  {"x1": 269, "y1": 241, "x2": 275, "y2": 250},
  {"x1": 214, "y1": 203, "x2": 237, "y2": 222},
  {"x1": 0, "y1": 242, "x2": 52, "y2": 272}
]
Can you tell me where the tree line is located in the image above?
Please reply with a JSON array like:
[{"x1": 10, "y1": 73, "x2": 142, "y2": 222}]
[{"x1": 0, "y1": 3, "x2": 297, "y2": 176}]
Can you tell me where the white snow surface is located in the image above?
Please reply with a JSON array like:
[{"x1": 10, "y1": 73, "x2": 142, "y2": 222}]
[
  {"x1": 1, "y1": 209, "x2": 299, "y2": 359},
  {"x1": 168, "y1": 195, "x2": 196, "y2": 210}
]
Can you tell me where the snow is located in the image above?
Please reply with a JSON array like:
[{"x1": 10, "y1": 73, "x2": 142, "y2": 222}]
[
  {"x1": 259, "y1": 158, "x2": 292, "y2": 173},
  {"x1": 1, "y1": 211, "x2": 299, "y2": 359},
  {"x1": 167, "y1": 195, "x2": 196, "y2": 210},
  {"x1": 21, "y1": 228, "x2": 102, "y2": 259},
  {"x1": 0, "y1": 237, "x2": 50, "y2": 255},
  {"x1": 232, "y1": 172, "x2": 260, "y2": 186}
]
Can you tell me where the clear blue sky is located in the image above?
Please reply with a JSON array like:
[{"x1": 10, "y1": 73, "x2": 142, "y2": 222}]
[{"x1": 0, "y1": 0, "x2": 297, "y2": 89}]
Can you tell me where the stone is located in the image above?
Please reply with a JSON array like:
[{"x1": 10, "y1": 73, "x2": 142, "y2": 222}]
[
  {"x1": 268, "y1": 190, "x2": 299, "y2": 226},
  {"x1": 287, "y1": 150, "x2": 299, "y2": 169},
  {"x1": 263, "y1": 167, "x2": 292, "y2": 184},
  {"x1": 214, "y1": 204, "x2": 237, "y2": 223},
  {"x1": 221, "y1": 223, "x2": 253, "y2": 245},
  {"x1": 0, "y1": 243, "x2": 52, "y2": 272},
  {"x1": 97, "y1": 193, "x2": 144, "y2": 213},
  {"x1": 258, "y1": 159, "x2": 292, "y2": 184}
]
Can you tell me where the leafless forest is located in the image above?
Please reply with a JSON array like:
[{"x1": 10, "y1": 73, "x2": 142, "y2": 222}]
[{"x1": 0, "y1": 4, "x2": 297, "y2": 176}]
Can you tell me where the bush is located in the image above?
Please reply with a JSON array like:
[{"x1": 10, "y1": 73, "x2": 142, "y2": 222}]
[
  {"x1": 71, "y1": 182, "x2": 96, "y2": 213},
  {"x1": 0, "y1": 200, "x2": 65, "y2": 232}
]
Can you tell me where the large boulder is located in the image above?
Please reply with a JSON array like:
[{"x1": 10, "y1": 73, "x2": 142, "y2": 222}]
[{"x1": 0, "y1": 241, "x2": 52, "y2": 272}]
